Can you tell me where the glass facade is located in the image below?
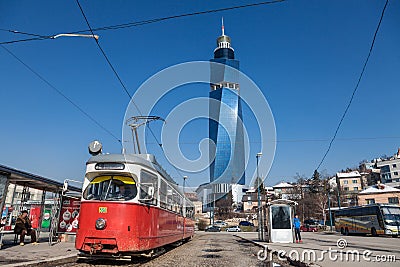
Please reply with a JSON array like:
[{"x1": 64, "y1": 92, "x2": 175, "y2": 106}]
[{"x1": 209, "y1": 37, "x2": 245, "y2": 186}]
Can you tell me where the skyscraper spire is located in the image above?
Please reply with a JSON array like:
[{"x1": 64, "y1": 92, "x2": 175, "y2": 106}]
[
  {"x1": 222, "y1": 17, "x2": 225, "y2": 36},
  {"x1": 215, "y1": 18, "x2": 233, "y2": 53}
]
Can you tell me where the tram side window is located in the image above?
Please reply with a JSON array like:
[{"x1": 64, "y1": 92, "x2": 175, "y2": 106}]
[
  {"x1": 173, "y1": 192, "x2": 183, "y2": 214},
  {"x1": 185, "y1": 204, "x2": 194, "y2": 218},
  {"x1": 179, "y1": 192, "x2": 184, "y2": 215},
  {"x1": 140, "y1": 171, "x2": 158, "y2": 205},
  {"x1": 160, "y1": 180, "x2": 168, "y2": 209},
  {"x1": 172, "y1": 192, "x2": 178, "y2": 213},
  {"x1": 167, "y1": 186, "x2": 173, "y2": 211}
]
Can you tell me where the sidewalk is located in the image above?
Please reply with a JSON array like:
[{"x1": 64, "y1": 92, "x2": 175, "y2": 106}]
[
  {"x1": 0, "y1": 233, "x2": 77, "y2": 267},
  {"x1": 235, "y1": 232, "x2": 398, "y2": 267}
]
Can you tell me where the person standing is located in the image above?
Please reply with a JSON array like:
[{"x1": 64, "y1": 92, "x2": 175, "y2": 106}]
[
  {"x1": 14, "y1": 210, "x2": 37, "y2": 246},
  {"x1": 293, "y1": 214, "x2": 302, "y2": 243}
]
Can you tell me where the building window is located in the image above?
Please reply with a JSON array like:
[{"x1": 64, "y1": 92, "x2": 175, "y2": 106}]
[
  {"x1": 353, "y1": 187, "x2": 358, "y2": 191},
  {"x1": 248, "y1": 201, "x2": 252, "y2": 205},
  {"x1": 388, "y1": 197, "x2": 399, "y2": 204},
  {"x1": 393, "y1": 164, "x2": 397, "y2": 168},
  {"x1": 366, "y1": 199, "x2": 375, "y2": 204},
  {"x1": 343, "y1": 180, "x2": 348, "y2": 185},
  {"x1": 394, "y1": 172, "x2": 399, "y2": 176},
  {"x1": 344, "y1": 187, "x2": 349, "y2": 191},
  {"x1": 352, "y1": 179, "x2": 358, "y2": 184}
]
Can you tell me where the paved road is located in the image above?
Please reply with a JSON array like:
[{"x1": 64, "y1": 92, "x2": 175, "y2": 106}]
[{"x1": 51, "y1": 232, "x2": 286, "y2": 267}]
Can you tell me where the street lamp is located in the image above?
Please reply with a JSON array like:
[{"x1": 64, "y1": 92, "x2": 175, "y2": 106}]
[
  {"x1": 183, "y1": 176, "x2": 188, "y2": 217},
  {"x1": 183, "y1": 176, "x2": 188, "y2": 194},
  {"x1": 51, "y1": 33, "x2": 99, "y2": 40},
  {"x1": 328, "y1": 188, "x2": 333, "y2": 232},
  {"x1": 256, "y1": 152, "x2": 262, "y2": 240}
]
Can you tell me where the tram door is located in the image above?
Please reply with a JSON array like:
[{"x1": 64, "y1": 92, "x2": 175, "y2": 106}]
[{"x1": 269, "y1": 204, "x2": 294, "y2": 243}]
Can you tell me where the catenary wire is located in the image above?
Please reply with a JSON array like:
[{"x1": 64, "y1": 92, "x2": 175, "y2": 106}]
[
  {"x1": 315, "y1": 0, "x2": 389, "y2": 171},
  {"x1": 141, "y1": 136, "x2": 400, "y2": 145},
  {"x1": 0, "y1": 0, "x2": 285, "y2": 45},
  {"x1": 75, "y1": 0, "x2": 159, "y2": 142},
  {"x1": 0, "y1": 44, "x2": 121, "y2": 144},
  {"x1": 76, "y1": 0, "x2": 202, "y2": 185}
]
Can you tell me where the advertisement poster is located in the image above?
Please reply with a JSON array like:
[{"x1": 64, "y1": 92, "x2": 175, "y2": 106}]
[
  {"x1": 41, "y1": 209, "x2": 51, "y2": 229},
  {"x1": 29, "y1": 205, "x2": 41, "y2": 229},
  {"x1": 58, "y1": 197, "x2": 80, "y2": 233},
  {"x1": 1, "y1": 206, "x2": 8, "y2": 219},
  {"x1": 0, "y1": 174, "x2": 8, "y2": 210}
]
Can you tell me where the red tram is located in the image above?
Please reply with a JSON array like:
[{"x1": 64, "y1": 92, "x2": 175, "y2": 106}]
[{"x1": 75, "y1": 153, "x2": 195, "y2": 259}]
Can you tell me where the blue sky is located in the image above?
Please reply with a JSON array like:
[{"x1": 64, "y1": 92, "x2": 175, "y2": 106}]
[{"x1": 1, "y1": 0, "x2": 399, "y2": 188}]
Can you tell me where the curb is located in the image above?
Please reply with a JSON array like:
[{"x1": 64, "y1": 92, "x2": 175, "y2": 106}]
[
  {"x1": 233, "y1": 234, "x2": 314, "y2": 267},
  {"x1": 3, "y1": 253, "x2": 77, "y2": 267}
]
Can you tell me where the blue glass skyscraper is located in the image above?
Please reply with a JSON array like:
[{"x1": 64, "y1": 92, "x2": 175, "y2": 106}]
[{"x1": 209, "y1": 23, "x2": 245, "y2": 186}]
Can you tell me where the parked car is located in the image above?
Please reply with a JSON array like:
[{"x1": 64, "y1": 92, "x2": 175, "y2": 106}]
[
  {"x1": 205, "y1": 225, "x2": 221, "y2": 232},
  {"x1": 214, "y1": 220, "x2": 228, "y2": 227},
  {"x1": 304, "y1": 219, "x2": 320, "y2": 226},
  {"x1": 226, "y1": 226, "x2": 241, "y2": 232},
  {"x1": 239, "y1": 221, "x2": 254, "y2": 227},
  {"x1": 300, "y1": 224, "x2": 318, "y2": 232},
  {"x1": 301, "y1": 219, "x2": 320, "y2": 232}
]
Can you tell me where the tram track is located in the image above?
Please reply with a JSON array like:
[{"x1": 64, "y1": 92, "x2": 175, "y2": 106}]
[
  {"x1": 33, "y1": 233, "x2": 293, "y2": 267},
  {"x1": 49, "y1": 258, "x2": 150, "y2": 267}
]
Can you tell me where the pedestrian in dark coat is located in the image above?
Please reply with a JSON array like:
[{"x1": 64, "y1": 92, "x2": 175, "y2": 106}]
[{"x1": 14, "y1": 210, "x2": 37, "y2": 246}]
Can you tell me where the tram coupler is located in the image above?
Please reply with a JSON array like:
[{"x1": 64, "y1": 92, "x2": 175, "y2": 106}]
[{"x1": 89, "y1": 243, "x2": 103, "y2": 254}]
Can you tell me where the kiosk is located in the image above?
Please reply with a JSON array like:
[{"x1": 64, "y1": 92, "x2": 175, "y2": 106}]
[{"x1": 266, "y1": 199, "x2": 297, "y2": 243}]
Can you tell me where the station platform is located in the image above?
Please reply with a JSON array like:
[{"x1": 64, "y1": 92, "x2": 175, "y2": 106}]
[{"x1": 0, "y1": 233, "x2": 77, "y2": 267}]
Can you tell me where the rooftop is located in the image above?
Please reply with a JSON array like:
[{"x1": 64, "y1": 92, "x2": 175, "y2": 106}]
[
  {"x1": 272, "y1": 182, "x2": 294, "y2": 188},
  {"x1": 336, "y1": 171, "x2": 361, "y2": 178},
  {"x1": 359, "y1": 184, "x2": 400, "y2": 195}
]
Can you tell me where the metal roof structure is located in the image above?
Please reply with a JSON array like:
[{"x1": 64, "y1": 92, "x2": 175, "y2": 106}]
[{"x1": 0, "y1": 164, "x2": 81, "y2": 193}]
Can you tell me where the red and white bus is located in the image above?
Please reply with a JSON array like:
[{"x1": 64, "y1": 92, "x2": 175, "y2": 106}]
[{"x1": 75, "y1": 153, "x2": 195, "y2": 260}]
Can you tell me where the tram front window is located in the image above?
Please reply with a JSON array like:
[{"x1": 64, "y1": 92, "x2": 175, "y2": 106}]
[{"x1": 83, "y1": 175, "x2": 137, "y2": 201}]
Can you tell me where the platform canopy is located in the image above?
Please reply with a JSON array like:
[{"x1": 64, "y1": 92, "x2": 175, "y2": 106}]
[{"x1": 0, "y1": 164, "x2": 81, "y2": 193}]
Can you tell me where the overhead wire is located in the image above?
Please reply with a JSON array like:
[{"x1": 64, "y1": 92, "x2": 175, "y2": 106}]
[
  {"x1": 142, "y1": 136, "x2": 400, "y2": 145},
  {"x1": 76, "y1": 0, "x2": 188, "y2": 183},
  {"x1": 315, "y1": 0, "x2": 389, "y2": 171},
  {"x1": 0, "y1": 1, "x2": 287, "y2": 186},
  {"x1": 0, "y1": 44, "x2": 121, "y2": 144},
  {"x1": 0, "y1": 28, "x2": 48, "y2": 38},
  {"x1": 3, "y1": 0, "x2": 390, "y2": 183},
  {"x1": 0, "y1": 0, "x2": 285, "y2": 45},
  {"x1": 75, "y1": 0, "x2": 132, "y2": 100}
]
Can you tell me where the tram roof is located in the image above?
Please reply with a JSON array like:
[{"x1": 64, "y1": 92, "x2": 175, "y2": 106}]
[
  {"x1": 87, "y1": 153, "x2": 178, "y2": 185},
  {"x1": 0, "y1": 164, "x2": 81, "y2": 193}
]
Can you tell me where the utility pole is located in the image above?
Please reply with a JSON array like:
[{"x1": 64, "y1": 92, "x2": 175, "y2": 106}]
[
  {"x1": 256, "y1": 152, "x2": 263, "y2": 240},
  {"x1": 328, "y1": 189, "x2": 333, "y2": 231},
  {"x1": 183, "y1": 176, "x2": 187, "y2": 217}
]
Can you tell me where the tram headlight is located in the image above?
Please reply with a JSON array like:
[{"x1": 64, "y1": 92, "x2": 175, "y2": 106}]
[{"x1": 95, "y1": 218, "x2": 106, "y2": 230}]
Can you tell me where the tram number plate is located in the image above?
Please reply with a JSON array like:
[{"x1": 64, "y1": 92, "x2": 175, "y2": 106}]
[{"x1": 99, "y1": 207, "x2": 107, "y2": 213}]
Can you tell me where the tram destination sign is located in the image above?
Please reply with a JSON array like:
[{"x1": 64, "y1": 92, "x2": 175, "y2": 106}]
[{"x1": 95, "y1": 163, "x2": 125, "y2": 170}]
